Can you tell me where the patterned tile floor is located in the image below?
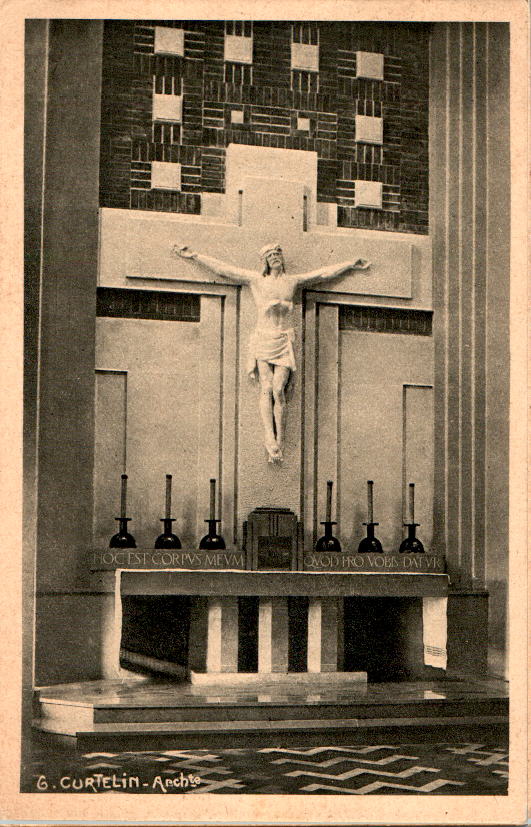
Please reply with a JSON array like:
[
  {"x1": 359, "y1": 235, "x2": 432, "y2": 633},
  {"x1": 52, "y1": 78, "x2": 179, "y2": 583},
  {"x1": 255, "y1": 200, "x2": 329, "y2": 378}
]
[{"x1": 23, "y1": 740, "x2": 508, "y2": 794}]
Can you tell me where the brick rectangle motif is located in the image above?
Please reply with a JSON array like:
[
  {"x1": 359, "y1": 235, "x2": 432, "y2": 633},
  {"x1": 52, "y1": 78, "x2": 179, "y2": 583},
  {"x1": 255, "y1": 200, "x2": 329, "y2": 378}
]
[{"x1": 154, "y1": 26, "x2": 184, "y2": 56}]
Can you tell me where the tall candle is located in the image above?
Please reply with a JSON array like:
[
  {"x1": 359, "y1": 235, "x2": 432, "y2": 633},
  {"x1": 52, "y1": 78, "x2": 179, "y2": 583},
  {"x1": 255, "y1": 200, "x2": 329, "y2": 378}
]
[
  {"x1": 209, "y1": 478, "x2": 216, "y2": 521},
  {"x1": 120, "y1": 474, "x2": 128, "y2": 518},
  {"x1": 408, "y1": 483, "x2": 415, "y2": 522},
  {"x1": 367, "y1": 480, "x2": 374, "y2": 523},
  {"x1": 165, "y1": 474, "x2": 172, "y2": 519},
  {"x1": 326, "y1": 480, "x2": 333, "y2": 523}
]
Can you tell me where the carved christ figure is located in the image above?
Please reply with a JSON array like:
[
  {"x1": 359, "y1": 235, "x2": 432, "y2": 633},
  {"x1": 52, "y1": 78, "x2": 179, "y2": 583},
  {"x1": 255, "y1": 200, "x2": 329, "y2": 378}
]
[{"x1": 173, "y1": 243, "x2": 370, "y2": 463}]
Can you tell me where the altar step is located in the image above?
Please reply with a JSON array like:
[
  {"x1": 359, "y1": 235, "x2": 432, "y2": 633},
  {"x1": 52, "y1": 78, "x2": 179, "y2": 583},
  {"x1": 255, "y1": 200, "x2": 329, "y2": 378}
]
[
  {"x1": 33, "y1": 715, "x2": 508, "y2": 752},
  {"x1": 32, "y1": 677, "x2": 508, "y2": 750}
]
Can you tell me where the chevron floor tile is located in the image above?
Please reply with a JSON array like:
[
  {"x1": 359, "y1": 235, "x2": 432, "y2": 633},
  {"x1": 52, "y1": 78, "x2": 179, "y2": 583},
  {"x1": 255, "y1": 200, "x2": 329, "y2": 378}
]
[{"x1": 23, "y1": 740, "x2": 508, "y2": 794}]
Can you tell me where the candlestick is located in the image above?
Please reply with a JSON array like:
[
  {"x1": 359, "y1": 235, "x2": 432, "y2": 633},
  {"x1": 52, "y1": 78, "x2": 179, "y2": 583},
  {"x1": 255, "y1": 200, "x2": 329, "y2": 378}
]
[
  {"x1": 154, "y1": 474, "x2": 181, "y2": 549},
  {"x1": 110, "y1": 474, "x2": 136, "y2": 548},
  {"x1": 209, "y1": 478, "x2": 216, "y2": 521},
  {"x1": 326, "y1": 480, "x2": 333, "y2": 523},
  {"x1": 367, "y1": 480, "x2": 374, "y2": 524},
  {"x1": 316, "y1": 480, "x2": 341, "y2": 552},
  {"x1": 400, "y1": 482, "x2": 424, "y2": 553},
  {"x1": 358, "y1": 480, "x2": 383, "y2": 554},
  {"x1": 408, "y1": 483, "x2": 415, "y2": 523},
  {"x1": 165, "y1": 474, "x2": 172, "y2": 520},
  {"x1": 120, "y1": 474, "x2": 127, "y2": 518}
]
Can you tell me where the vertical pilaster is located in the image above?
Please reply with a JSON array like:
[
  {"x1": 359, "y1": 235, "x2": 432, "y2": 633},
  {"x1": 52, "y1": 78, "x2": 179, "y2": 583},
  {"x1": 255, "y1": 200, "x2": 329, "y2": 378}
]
[
  {"x1": 27, "y1": 21, "x2": 104, "y2": 687},
  {"x1": 258, "y1": 597, "x2": 289, "y2": 673},
  {"x1": 34, "y1": 21, "x2": 103, "y2": 592},
  {"x1": 206, "y1": 596, "x2": 239, "y2": 673},
  {"x1": 430, "y1": 22, "x2": 510, "y2": 675},
  {"x1": 307, "y1": 597, "x2": 341, "y2": 672},
  {"x1": 101, "y1": 572, "x2": 124, "y2": 679},
  {"x1": 430, "y1": 23, "x2": 509, "y2": 589}
]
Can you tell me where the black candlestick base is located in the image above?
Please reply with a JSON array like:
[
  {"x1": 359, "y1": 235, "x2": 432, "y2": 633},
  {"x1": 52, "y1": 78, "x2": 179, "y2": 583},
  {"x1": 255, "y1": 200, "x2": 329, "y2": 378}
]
[
  {"x1": 358, "y1": 522, "x2": 383, "y2": 554},
  {"x1": 315, "y1": 521, "x2": 341, "y2": 552},
  {"x1": 399, "y1": 523, "x2": 425, "y2": 553},
  {"x1": 109, "y1": 517, "x2": 136, "y2": 549},
  {"x1": 199, "y1": 518, "x2": 226, "y2": 550},
  {"x1": 155, "y1": 517, "x2": 181, "y2": 549}
]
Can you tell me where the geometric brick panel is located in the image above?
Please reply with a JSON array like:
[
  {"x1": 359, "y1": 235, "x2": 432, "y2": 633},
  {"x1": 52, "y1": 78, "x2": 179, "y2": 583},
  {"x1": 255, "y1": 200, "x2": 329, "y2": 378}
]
[{"x1": 100, "y1": 21, "x2": 430, "y2": 233}]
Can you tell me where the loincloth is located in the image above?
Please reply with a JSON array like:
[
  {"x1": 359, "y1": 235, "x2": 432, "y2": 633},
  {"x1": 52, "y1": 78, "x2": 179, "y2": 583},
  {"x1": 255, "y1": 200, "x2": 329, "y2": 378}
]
[{"x1": 246, "y1": 327, "x2": 296, "y2": 379}]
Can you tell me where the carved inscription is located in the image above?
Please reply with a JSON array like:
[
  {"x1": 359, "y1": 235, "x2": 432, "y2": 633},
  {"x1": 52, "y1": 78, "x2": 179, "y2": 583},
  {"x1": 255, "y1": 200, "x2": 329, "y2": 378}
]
[
  {"x1": 90, "y1": 549, "x2": 246, "y2": 571},
  {"x1": 303, "y1": 553, "x2": 445, "y2": 573}
]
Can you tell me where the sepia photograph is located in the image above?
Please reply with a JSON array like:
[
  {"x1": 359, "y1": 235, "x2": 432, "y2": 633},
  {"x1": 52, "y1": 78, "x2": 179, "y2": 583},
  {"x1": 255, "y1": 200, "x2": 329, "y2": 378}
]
[{"x1": 1, "y1": 1, "x2": 527, "y2": 824}]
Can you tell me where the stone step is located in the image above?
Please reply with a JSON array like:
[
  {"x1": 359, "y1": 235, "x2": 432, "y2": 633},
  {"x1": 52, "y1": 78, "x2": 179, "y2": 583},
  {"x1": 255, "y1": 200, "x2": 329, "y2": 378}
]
[
  {"x1": 32, "y1": 713, "x2": 509, "y2": 751},
  {"x1": 37, "y1": 695, "x2": 507, "y2": 726}
]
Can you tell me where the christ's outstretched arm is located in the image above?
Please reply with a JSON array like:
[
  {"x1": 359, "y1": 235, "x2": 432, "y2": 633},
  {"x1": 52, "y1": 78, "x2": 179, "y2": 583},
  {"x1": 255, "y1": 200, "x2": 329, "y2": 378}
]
[
  {"x1": 172, "y1": 245, "x2": 257, "y2": 284},
  {"x1": 293, "y1": 257, "x2": 370, "y2": 287}
]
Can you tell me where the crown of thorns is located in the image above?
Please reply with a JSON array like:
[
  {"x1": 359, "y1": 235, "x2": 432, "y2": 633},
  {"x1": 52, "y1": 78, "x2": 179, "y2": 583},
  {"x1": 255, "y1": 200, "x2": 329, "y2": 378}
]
[{"x1": 259, "y1": 244, "x2": 282, "y2": 260}]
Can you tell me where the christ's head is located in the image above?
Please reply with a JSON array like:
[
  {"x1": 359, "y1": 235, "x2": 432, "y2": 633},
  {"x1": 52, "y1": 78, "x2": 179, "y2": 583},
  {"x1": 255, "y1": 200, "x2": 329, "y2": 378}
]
[{"x1": 260, "y1": 243, "x2": 285, "y2": 276}]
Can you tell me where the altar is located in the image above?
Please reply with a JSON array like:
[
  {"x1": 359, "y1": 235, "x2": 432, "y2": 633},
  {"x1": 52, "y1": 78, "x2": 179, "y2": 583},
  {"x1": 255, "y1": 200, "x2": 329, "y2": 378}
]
[{"x1": 90, "y1": 545, "x2": 448, "y2": 685}]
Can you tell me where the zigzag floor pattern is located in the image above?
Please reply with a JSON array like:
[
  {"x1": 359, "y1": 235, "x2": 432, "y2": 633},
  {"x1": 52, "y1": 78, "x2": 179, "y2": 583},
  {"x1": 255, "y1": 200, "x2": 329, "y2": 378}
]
[{"x1": 24, "y1": 741, "x2": 508, "y2": 794}]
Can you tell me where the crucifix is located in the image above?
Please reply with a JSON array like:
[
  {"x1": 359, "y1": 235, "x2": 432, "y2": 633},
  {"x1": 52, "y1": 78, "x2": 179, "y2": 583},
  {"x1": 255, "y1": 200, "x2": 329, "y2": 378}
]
[{"x1": 173, "y1": 242, "x2": 370, "y2": 463}]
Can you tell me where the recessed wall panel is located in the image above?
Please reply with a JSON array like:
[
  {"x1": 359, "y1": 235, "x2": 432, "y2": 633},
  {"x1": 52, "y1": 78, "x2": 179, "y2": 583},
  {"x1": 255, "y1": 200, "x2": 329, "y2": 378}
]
[
  {"x1": 339, "y1": 331, "x2": 433, "y2": 554},
  {"x1": 95, "y1": 318, "x2": 200, "y2": 548},
  {"x1": 94, "y1": 371, "x2": 127, "y2": 548}
]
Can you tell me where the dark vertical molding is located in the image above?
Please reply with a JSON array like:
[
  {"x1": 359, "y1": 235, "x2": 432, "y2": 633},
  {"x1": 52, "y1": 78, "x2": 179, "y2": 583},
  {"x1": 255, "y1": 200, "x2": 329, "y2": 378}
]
[
  {"x1": 35, "y1": 21, "x2": 103, "y2": 595},
  {"x1": 473, "y1": 23, "x2": 488, "y2": 588},
  {"x1": 23, "y1": 17, "x2": 49, "y2": 788},
  {"x1": 459, "y1": 25, "x2": 474, "y2": 582},
  {"x1": 445, "y1": 25, "x2": 462, "y2": 576},
  {"x1": 430, "y1": 23, "x2": 448, "y2": 557},
  {"x1": 484, "y1": 23, "x2": 510, "y2": 659}
]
